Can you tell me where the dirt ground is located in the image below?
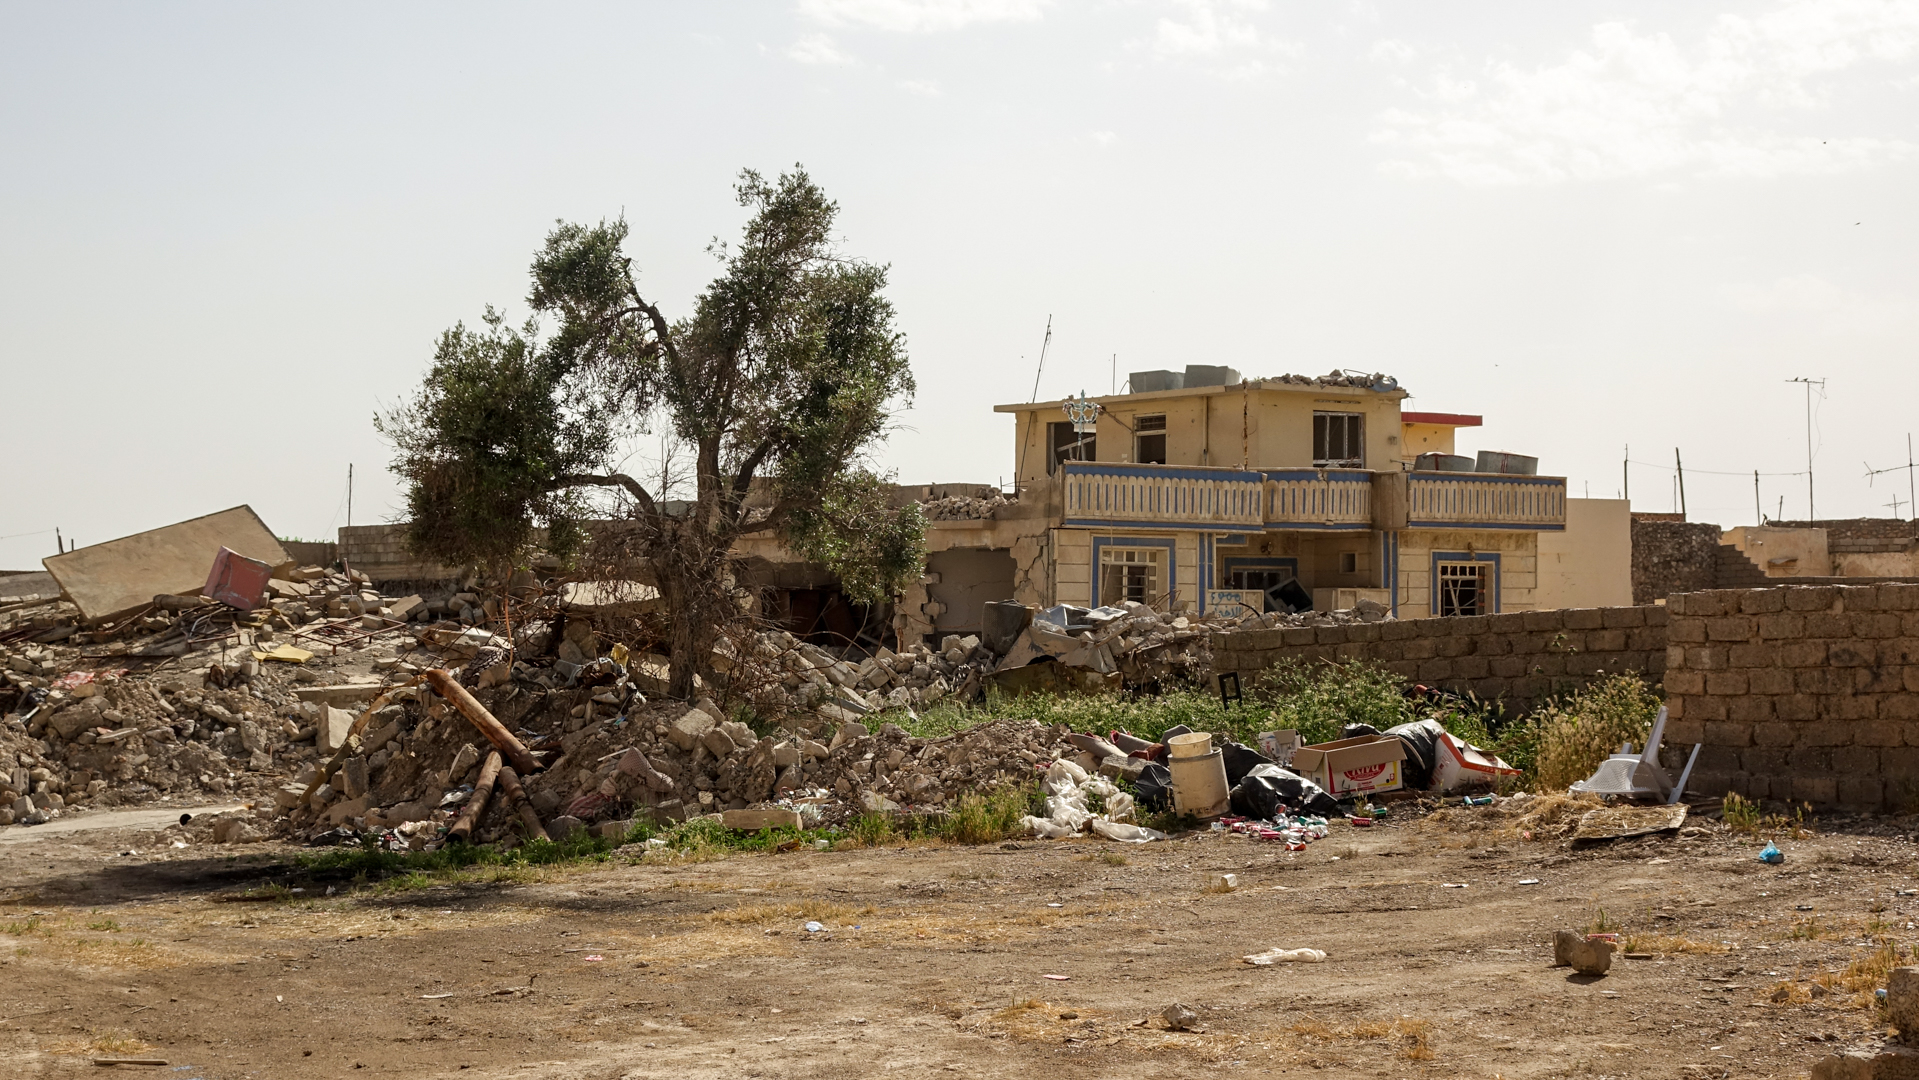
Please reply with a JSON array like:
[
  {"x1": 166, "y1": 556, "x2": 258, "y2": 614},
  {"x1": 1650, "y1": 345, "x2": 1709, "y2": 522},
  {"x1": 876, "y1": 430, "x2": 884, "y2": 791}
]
[{"x1": 1, "y1": 802, "x2": 1914, "y2": 1080}]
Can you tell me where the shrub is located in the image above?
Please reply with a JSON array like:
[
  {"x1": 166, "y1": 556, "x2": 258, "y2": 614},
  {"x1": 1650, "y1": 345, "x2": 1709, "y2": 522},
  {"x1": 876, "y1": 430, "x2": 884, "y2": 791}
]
[{"x1": 1529, "y1": 673, "x2": 1662, "y2": 792}]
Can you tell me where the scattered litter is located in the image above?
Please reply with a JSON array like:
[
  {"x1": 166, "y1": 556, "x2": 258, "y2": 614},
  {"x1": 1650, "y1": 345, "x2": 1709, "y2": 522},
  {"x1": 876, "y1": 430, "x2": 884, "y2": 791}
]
[
  {"x1": 1243, "y1": 947, "x2": 1326, "y2": 965},
  {"x1": 1045, "y1": 903, "x2": 1063, "y2": 908},
  {"x1": 804, "y1": 921, "x2": 825, "y2": 933},
  {"x1": 583, "y1": 954, "x2": 604, "y2": 962},
  {"x1": 90, "y1": 1059, "x2": 170, "y2": 1068},
  {"x1": 1042, "y1": 974, "x2": 1071, "y2": 981},
  {"x1": 1442, "y1": 883, "x2": 1468, "y2": 888},
  {"x1": 422, "y1": 993, "x2": 454, "y2": 999},
  {"x1": 1759, "y1": 843, "x2": 1785, "y2": 865},
  {"x1": 1518, "y1": 878, "x2": 1541, "y2": 886}
]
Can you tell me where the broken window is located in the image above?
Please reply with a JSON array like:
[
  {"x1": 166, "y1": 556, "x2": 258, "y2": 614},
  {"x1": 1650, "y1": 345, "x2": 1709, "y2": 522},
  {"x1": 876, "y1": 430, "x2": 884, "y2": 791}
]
[
  {"x1": 1227, "y1": 566, "x2": 1293, "y2": 593},
  {"x1": 1436, "y1": 561, "x2": 1488, "y2": 617},
  {"x1": 1048, "y1": 420, "x2": 1095, "y2": 473},
  {"x1": 1339, "y1": 551, "x2": 1371, "y2": 575},
  {"x1": 1099, "y1": 547, "x2": 1163, "y2": 606},
  {"x1": 1134, "y1": 414, "x2": 1167, "y2": 465},
  {"x1": 1313, "y1": 412, "x2": 1364, "y2": 468}
]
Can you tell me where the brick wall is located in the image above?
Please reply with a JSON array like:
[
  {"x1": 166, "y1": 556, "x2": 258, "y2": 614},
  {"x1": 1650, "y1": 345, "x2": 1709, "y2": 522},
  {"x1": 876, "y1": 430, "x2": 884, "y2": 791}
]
[
  {"x1": 1632, "y1": 520, "x2": 1722, "y2": 604},
  {"x1": 1662, "y1": 583, "x2": 1919, "y2": 810},
  {"x1": 337, "y1": 525, "x2": 462, "y2": 584},
  {"x1": 1211, "y1": 605, "x2": 1668, "y2": 719}
]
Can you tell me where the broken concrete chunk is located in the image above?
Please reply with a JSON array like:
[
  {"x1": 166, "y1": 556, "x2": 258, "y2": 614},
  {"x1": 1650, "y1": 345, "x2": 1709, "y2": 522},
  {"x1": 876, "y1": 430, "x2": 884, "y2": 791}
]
[
  {"x1": 667, "y1": 706, "x2": 718, "y2": 752},
  {"x1": 830, "y1": 721, "x2": 869, "y2": 752},
  {"x1": 1552, "y1": 930, "x2": 1613, "y2": 976},
  {"x1": 318, "y1": 706, "x2": 356, "y2": 754},
  {"x1": 700, "y1": 727, "x2": 738, "y2": 758},
  {"x1": 1888, "y1": 966, "x2": 1919, "y2": 1039},
  {"x1": 721, "y1": 808, "x2": 803, "y2": 832}
]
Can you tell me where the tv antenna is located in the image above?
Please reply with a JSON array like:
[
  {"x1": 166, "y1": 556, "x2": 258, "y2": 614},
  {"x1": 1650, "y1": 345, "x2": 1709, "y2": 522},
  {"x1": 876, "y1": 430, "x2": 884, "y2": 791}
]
[
  {"x1": 1785, "y1": 377, "x2": 1825, "y2": 518},
  {"x1": 1027, "y1": 315, "x2": 1053, "y2": 403},
  {"x1": 1865, "y1": 433, "x2": 1916, "y2": 521}
]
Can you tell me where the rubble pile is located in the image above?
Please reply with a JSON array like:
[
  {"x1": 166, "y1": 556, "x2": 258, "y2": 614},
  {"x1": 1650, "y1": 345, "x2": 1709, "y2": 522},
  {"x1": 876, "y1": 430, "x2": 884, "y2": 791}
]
[
  {"x1": 1262, "y1": 370, "x2": 1400, "y2": 391},
  {"x1": 920, "y1": 492, "x2": 1015, "y2": 520},
  {"x1": 282, "y1": 661, "x2": 1098, "y2": 843}
]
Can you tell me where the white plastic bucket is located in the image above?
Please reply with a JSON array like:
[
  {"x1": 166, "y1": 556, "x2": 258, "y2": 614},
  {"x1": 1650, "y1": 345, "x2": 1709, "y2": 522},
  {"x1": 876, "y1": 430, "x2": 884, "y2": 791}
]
[
  {"x1": 1169, "y1": 747, "x2": 1230, "y2": 818},
  {"x1": 1166, "y1": 732, "x2": 1214, "y2": 760}
]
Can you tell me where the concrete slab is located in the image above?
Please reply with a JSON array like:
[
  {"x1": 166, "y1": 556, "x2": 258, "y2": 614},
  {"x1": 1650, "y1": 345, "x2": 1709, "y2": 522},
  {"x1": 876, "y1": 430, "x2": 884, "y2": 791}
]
[
  {"x1": 0, "y1": 571, "x2": 59, "y2": 604},
  {"x1": 0, "y1": 804, "x2": 246, "y2": 844},
  {"x1": 42, "y1": 506, "x2": 290, "y2": 622}
]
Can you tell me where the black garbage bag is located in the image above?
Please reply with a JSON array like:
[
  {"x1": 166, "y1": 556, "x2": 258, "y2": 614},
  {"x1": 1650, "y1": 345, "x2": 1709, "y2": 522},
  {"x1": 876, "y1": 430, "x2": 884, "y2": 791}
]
[
  {"x1": 1340, "y1": 723, "x2": 1382, "y2": 739},
  {"x1": 1218, "y1": 737, "x2": 1273, "y2": 786},
  {"x1": 1229, "y1": 764, "x2": 1341, "y2": 819},
  {"x1": 1382, "y1": 719, "x2": 1447, "y2": 790},
  {"x1": 1133, "y1": 761, "x2": 1174, "y2": 811}
]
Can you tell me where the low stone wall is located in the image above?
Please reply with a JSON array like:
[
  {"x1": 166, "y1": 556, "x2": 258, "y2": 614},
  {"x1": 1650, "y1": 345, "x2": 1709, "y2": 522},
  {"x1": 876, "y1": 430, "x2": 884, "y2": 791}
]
[
  {"x1": 1211, "y1": 605, "x2": 1669, "y2": 719},
  {"x1": 1662, "y1": 583, "x2": 1919, "y2": 810},
  {"x1": 337, "y1": 525, "x2": 461, "y2": 584}
]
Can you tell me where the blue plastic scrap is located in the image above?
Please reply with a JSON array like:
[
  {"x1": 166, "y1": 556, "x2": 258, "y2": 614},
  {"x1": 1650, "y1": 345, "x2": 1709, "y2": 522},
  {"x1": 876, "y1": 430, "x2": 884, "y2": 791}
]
[{"x1": 1758, "y1": 842, "x2": 1784, "y2": 864}]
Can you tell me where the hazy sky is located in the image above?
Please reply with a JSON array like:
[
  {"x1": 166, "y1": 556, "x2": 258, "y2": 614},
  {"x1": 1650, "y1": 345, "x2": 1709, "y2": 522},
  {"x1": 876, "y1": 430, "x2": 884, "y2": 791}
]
[{"x1": 5, "y1": 0, "x2": 1917, "y2": 570}]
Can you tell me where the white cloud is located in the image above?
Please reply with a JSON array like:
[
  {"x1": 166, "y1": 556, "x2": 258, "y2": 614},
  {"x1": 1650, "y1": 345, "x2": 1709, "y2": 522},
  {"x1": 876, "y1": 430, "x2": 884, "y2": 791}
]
[
  {"x1": 786, "y1": 32, "x2": 856, "y2": 65},
  {"x1": 1369, "y1": 38, "x2": 1415, "y2": 65},
  {"x1": 899, "y1": 78, "x2": 942, "y2": 96},
  {"x1": 1375, "y1": 0, "x2": 1919, "y2": 184},
  {"x1": 797, "y1": 0, "x2": 1048, "y2": 33},
  {"x1": 1140, "y1": 0, "x2": 1301, "y2": 78},
  {"x1": 1089, "y1": 129, "x2": 1118, "y2": 145},
  {"x1": 1719, "y1": 274, "x2": 1914, "y2": 334}
]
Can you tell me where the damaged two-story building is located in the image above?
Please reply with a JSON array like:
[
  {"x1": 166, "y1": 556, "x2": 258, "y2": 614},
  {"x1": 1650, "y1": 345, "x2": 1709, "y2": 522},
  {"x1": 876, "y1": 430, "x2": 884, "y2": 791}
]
[{"x1": 871, "y1": 368, "x2": 1571, "y2": 646}]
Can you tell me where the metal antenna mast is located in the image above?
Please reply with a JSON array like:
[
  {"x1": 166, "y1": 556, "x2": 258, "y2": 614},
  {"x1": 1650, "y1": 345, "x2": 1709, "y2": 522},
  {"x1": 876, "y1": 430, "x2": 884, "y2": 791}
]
[
  {"x1": 1786, "y1": 377, "x2": 1825, "y2": 519},
  {"x1": 1027, "y1": 316, "x2": 1053, "y2": 403},
  {"x1": 1864, "y1": 433, "x2": 1917, "y2": 522}
]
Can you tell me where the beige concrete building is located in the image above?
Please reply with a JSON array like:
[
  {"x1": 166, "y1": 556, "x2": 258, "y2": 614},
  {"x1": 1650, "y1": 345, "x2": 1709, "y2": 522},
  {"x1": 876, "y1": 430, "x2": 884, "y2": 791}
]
[
  {"x1": 1537, "y1": 498, "x2": 1633, "y2": 609},
  {"x1": 871, "y1": 368, "x2": 1573, "y2": 645}
]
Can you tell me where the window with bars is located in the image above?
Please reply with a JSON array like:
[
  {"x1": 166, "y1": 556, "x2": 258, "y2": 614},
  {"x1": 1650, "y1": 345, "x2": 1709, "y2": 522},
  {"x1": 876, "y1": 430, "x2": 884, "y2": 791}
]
[
  {"x1": 1134, "y1": 414, "x2": 1167, "y2": 464},
  {"x1": 1436, "y1": 561, "x2": 1488, "y2": 617},
  {"x1": 1100, "y1": 547, "x2": 1164, "y2": 606},
  {"x1": 1313, "y1": 411, "x2": 1364, "y2": 468},
  {"x1": 1048, "y1": 420, "x2": 1096, "y2": 473}
]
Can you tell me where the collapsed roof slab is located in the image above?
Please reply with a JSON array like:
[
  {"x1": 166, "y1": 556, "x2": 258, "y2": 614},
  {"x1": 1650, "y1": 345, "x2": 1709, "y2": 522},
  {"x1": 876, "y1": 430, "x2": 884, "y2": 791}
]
[{"x1": 42, "y1": 505, "x2": 290, "y2": 623}]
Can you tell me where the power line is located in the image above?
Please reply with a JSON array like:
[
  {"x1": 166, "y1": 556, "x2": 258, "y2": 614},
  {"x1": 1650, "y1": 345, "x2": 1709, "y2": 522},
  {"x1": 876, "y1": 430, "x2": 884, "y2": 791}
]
[{"x1": 1626, "y1": 459, "x2": 1808, "y2": 478}]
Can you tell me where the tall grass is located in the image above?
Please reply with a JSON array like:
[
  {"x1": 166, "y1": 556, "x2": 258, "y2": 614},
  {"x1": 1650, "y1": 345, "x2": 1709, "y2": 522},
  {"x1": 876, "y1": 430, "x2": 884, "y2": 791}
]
[{"x1": 1523, "y1": 673, "x2": 1663, "y2": 792}]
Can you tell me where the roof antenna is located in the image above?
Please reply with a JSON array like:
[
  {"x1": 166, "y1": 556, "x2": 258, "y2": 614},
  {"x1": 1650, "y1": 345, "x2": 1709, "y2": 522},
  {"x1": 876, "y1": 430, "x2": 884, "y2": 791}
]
[{"x1": 1027, "y1": 315, "x2": 1053, "y2": 403}]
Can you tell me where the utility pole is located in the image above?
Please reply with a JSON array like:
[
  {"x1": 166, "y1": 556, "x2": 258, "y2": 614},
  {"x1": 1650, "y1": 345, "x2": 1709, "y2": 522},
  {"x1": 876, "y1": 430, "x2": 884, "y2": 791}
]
[
  {"x1": 1623, "y1": 445, "x2": 1629, "y2": 504},
  {"x1": 1755, "y1": 470, "x2": 1762, "y2": 525},
  {"x1": 54, "y1": 527, "x2": 62, "y2": 554},
  {"x1": 347, "y1": 463, "x2": 354, "y2": 528},
  {"x1": 1786, "y1": 377, "x2": 1824, "y2": 519},
  {"x1": 1675, "y1": 448, "x2": 1687, "y2": 519},
  {"x1": 1026, "y1": 316, "x2": 1053, "y2": 403}
]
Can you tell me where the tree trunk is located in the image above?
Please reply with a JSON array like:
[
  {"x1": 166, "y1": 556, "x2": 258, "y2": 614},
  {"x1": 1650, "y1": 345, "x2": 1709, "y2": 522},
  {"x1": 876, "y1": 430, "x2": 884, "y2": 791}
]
[{"x1": 654, "y1": 528, "x2": 725, "y2": 700}]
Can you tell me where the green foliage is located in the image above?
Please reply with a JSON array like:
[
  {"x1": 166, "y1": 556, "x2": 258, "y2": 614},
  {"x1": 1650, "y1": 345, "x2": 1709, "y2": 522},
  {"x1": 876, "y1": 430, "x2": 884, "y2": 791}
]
[
  {"x1": 376, "y1": 307, "x2": 607, "y2": 571},
  {"x1": 382, "y1": 166, "x2": 925, "y2": 692},
  {"x1": 1527, "y1": 673, "x2": 1663, "y2": 792},
  {"x1": 1252, "y1": 659, "x2": 1416, "y2": 745},
  {"x1": 936, "y1": 786, "x2": 1043, "y2": 845},
  {"x1": 785, "y1": 473, "x2": 927, "y2": 607}
]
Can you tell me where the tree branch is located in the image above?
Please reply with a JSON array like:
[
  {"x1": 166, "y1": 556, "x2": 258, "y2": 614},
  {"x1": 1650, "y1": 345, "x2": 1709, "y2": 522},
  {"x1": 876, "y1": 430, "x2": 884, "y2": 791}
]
[
  {"x1": 725, "y1": 437, "x2": 777, "y2": 523},
  {"x1": 551, "y1": 473, "x2": 659, "y2": 517}
]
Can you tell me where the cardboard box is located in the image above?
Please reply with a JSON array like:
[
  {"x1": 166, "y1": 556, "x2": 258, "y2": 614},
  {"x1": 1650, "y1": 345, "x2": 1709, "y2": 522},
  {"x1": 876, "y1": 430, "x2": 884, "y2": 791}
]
[{"x1": 1290, "y1": 735, "x2": 1407, "y2": 797}]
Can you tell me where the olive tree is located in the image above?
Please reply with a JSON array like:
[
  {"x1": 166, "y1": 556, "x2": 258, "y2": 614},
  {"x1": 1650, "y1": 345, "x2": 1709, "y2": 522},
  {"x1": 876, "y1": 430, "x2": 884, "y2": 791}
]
[{"x1": 380, "y1": 167, "x2": 925, "y2": 695}]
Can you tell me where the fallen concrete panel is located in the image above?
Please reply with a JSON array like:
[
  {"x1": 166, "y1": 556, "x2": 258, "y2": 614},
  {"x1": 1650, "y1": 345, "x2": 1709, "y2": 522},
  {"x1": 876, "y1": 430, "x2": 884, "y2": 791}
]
[
  {"x1": 0, "y1": 571, "x2": 59, "y2": 604},
  {"x1": 42, "y1": 506, "x2": 290, "y2": 623}
]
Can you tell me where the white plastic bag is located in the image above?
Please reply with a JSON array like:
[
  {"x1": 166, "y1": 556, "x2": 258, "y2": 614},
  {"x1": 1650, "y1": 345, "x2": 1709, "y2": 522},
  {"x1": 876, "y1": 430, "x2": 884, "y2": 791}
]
[
  {"x1": 1089, "y1": 819, "x2": 1166, "y2": 843},
  {"x1": 1242, "y1": 947, "x2": 1327, "y2": 965}
]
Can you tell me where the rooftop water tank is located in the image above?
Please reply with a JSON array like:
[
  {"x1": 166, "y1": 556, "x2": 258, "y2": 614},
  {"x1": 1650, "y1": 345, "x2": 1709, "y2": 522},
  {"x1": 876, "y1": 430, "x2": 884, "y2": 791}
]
[
  {"x1": 1129, "y1": 370, "x2": 1184, "y2": 393},
  {"x1": 1183, "y1": 364, "x2": 1241, "y2": 388},
  {"x1": 1475, "y1": 450, "x2": 1538, "y2": 475},
  {"x1": 1413, "y1": 453, "x2": 1476, "y2": 472}
]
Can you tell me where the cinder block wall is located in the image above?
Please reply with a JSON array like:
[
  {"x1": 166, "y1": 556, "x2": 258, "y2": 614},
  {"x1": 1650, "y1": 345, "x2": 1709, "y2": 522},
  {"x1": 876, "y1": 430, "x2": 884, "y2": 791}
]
[
  {"x1": 1663, "y1": 583, "x2": 1919, "y2": 810},
  {"x1": 337, "y1": 525, "x2": 461, "y2": 583},
  {"x1": 1211, "y1": 606, "x2": 1669, "y2": 719}
]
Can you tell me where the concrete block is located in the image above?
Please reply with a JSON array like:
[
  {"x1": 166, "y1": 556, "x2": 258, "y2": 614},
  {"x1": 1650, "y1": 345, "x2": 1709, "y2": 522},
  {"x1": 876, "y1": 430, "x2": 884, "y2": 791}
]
[
  {"x1": 721, "y1": 808, "x2": 804, "y2": 831},
  {"x1": 1811, "y1": 1043, "x2": 1919, "y2": 1080},
  {"x1": 319, "y1": 706, "x2": 355, "y2": 754},
  {"x1": 1786, "y1": 586, "x2": 1839, "y2": 612},
  {"x1": 700, "y1": 727, "x2": 738, "y2": 758},
  {"x1": 667, "y1": 706, "x2": 718, "y2": 752}
]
